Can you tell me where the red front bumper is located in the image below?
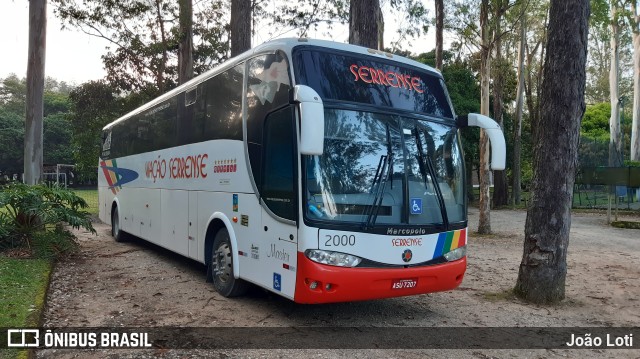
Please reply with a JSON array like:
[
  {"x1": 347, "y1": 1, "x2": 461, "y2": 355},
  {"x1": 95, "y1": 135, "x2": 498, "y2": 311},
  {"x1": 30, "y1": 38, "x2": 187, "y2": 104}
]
[{"x1": 293, "y1": 252, "x2": 466, "y2": 304}]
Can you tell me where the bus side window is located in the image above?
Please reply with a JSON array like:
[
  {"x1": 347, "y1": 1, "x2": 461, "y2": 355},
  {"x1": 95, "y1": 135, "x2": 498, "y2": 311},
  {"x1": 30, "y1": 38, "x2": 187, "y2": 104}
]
[
  {"x1": 203, "y1": 65, "x2": 243, "y2": 142},
  {"x1": 261, "y1": 106, "x2": 297, "y2": 221},
  {"x1": 246, "y1": 52, "x2": 292, "y2": 192}
]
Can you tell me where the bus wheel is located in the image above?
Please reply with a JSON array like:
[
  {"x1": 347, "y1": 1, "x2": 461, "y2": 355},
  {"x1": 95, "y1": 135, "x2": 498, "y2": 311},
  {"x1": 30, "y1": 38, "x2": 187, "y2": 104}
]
[
  {"x1": 211, "y1": 229, "x2": 249, "y2": 297},
  {"x1": 111, "y1": 207, "x2": 127, "y2": 242}
]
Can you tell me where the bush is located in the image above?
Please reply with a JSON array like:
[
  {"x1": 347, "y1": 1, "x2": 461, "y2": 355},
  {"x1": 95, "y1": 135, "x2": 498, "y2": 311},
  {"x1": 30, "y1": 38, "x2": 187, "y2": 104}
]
[{"x1": 0, "y1": 182, "x2": 95, "y2": 258}]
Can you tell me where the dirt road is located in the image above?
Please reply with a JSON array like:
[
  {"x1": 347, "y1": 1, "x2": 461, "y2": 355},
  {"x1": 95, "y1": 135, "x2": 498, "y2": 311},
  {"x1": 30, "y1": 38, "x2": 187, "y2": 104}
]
[{"x1": 37, "y1": 208, "x2": 640, "y2": 358}]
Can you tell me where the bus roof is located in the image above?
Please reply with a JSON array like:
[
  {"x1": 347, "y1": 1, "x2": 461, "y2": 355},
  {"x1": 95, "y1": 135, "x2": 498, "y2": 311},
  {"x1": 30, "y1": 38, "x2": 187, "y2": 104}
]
[{"x1": 103, "y1": 38, "x2": 441, "y2": 130}]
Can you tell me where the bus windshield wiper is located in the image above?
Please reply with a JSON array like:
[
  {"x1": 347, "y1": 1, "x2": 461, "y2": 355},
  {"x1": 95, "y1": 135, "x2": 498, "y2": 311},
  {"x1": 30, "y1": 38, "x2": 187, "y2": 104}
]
[
  {"x1": 414, "y1": 127, "x2": 449, "y2": 226},
  {"x1": 363, "y1": 124, "x2": 392, "y2": 229}
]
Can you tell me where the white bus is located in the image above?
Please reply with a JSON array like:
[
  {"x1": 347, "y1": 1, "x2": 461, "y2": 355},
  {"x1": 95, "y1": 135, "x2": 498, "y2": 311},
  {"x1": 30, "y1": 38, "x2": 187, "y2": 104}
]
[{"x1": 98, "y1": 38, "x2": 505, "y2": 304}]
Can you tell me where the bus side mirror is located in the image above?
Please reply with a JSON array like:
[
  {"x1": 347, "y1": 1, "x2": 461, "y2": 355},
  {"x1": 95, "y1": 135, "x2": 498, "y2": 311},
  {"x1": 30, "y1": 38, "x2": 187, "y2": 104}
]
[
  {"x1": 457, "y1": 113, "x2": 506, "y2": 170},
  {"x1": 292, "y1": 85, "x2": 324, "y2": 155}
]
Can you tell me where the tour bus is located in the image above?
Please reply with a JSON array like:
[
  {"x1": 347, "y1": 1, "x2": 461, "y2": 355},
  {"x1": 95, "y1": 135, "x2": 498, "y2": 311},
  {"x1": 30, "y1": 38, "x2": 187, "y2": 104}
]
[{"x1": 98, "y1": 38, "x2": 505, "y2": 304}]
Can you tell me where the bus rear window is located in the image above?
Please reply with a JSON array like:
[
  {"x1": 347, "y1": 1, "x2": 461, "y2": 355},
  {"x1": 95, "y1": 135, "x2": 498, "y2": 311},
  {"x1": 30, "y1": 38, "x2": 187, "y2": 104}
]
[{"x1": 293, "y1": 49, "x2": 453, "y2": 119}]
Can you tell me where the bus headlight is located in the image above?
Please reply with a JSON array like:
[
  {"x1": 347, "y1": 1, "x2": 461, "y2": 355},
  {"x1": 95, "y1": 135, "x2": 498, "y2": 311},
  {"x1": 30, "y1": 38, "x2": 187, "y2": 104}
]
[
  {"x1": 305, "y1": 249, "x2": 362, "y2": 267},
  {"x1": 443, "y1": 246, "x2": 467, "y2": 262}
]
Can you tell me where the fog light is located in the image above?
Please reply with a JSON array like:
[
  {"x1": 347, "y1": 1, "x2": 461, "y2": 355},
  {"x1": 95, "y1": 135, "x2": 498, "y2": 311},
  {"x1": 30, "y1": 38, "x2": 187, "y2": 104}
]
[
  {"x1": 325, "y1": 283, "x2": 332, "y2": 291},
  {"x1": 309, "y1": 281, "x2": 319, "y2": 290},
  {"x1": 444, "y1": 246, "x2": 467, "y2": 262}
]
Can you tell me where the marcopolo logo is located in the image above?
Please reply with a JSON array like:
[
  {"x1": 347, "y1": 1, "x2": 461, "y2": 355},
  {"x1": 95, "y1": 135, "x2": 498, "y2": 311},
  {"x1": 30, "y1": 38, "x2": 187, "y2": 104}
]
[{"x1": 402, "y1": 249, "x2": 413, "y2": 263}]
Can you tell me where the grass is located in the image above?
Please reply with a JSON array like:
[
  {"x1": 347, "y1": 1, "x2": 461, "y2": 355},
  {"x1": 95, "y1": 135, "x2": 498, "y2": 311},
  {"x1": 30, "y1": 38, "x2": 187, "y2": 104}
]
[
  {"x1": 611, "y1": 221, "x2": 640, "y2": 229},
  {"x1": 0, "y1": 257, "x2": 51, "y2": 359},
  {"x1": 72, "y1": 189, "x2": 99, "y2": 215}
]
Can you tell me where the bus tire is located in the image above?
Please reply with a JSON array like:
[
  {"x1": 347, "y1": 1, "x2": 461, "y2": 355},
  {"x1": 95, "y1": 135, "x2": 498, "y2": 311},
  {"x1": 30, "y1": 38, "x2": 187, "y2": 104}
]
[
  {"x1": 111, "y1": 206, "x2": 128, "y2": 242},
  {"x1": 211, "y1": 228, "x2": 249, "y2": 297}
]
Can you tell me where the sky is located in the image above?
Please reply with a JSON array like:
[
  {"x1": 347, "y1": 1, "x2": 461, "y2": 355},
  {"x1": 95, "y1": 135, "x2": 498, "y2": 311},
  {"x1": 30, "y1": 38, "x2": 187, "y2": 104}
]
[
  {"x1": 0, "y1": 1, "x2": 439, "y2": 85},
  {"x1": 0, "y1": 1, "x2": 109, "y2": 85}
]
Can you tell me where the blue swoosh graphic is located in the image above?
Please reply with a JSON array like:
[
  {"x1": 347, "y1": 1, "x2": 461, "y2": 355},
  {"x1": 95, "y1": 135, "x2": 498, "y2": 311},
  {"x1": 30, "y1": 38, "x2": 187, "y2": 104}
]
[{"x1": 100, "y1": 166, "x2": 139, "y2": 188}]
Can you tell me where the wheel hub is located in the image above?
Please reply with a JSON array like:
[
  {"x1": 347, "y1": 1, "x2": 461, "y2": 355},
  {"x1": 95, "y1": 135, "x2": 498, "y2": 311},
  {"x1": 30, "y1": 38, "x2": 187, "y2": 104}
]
[{"x1": 213, "y1": 243, "x2": 232, "y2": 283}]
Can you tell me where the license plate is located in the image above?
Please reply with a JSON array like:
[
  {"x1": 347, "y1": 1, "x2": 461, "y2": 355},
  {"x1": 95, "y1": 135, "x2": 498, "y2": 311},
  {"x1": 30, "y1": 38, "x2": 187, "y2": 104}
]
[{"x1": 391, "y1": 278, "x2": 418, "y2": 289}]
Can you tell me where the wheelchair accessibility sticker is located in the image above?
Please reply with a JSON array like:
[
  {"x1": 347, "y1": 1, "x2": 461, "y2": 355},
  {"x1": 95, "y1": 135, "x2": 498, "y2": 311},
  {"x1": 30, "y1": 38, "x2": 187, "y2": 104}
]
[
  {"x1": 273, "y1": 272, "x2": 282, "y2": 291},
  {"x1": 410, "y1": 198, "x2": 422, "y2": 215}
]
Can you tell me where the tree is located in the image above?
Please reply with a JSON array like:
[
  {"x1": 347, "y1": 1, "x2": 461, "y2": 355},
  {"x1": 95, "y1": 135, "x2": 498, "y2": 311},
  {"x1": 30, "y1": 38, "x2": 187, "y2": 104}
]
[
  {"x1": 610, "y1": 1, "x2": 623, "y2": 166},
  {"x1": 230, "y1": 0, "x2": 251, "y2": 56},
  {"x1": 178, "y1": 0, "x2": 194, "y2": 85},
  {"x1": 1, "y1": 76, "x2": 73, "y2": 176},
  {"x1": 54, "y1": 0, "x2": 229, "y2": 94},
  {"x1": 68, "y1": 81, "x2": 121, "y2": 183},
  {"x1": 491, "y1": 0, "x2": 509, "y2": 208},
  {"x1": 25, "y1": 0, "x2": 47, "y2": 185},
  {"x1": 587, "y1": 0, "x2": 612, "y2": 103},
  {"x1": 435, "y1": 0, "x2": 444, "y2": 71},
  {"x1": 512, "y1": 9, "x2": 526, "y2": 206},
  {"x1": 0, "y1": 109, "x2": 24, "y2": 176},
  {"x1": 449, "y1": 0, "x2": 524, "y2": 232},
  {"x1": 515, "y1": 0, "x2": 589, "y2": 304},
  {"x1": 629, "y1": 0, "x2": 640, "y2": 161},
  {"x1": 349, "y1": 0, "x2": 383, "y2": 49},
  {"x1": 478, "y1": 0, "x2": 492, "y2": 233},
  {"x1": 0, "y1": 75, "x2": 27, "y2": 116},
  {"x1": 43, "y1": 113, "x2": 73, "y2": 166}
]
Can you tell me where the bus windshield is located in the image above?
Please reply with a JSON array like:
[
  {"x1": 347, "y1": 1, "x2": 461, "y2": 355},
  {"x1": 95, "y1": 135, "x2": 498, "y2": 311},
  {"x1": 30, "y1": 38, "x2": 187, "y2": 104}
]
[{"x1": 305, "y1": 109, "x2": 465, "y2": 228}]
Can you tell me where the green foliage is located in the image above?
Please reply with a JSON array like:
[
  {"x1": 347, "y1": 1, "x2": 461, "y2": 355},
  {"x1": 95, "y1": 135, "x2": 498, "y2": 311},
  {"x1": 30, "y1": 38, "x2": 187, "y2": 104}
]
[
  {"x1": 44, "y1": 114, "x2": 74, "y2": 166},
  {"x1": 0, "y1": 183, "x2": 95, "y2": 259},
  {"x1": 43, "y1": 90, "x2": 71, "y2": 117},
  {"x1": 54, "y1": 0, "x2": 230, "y2": 93},
  {"x1": 0, "y1": 76, "x2": 74, "y2": 176},
  {"x1": 0, "y1": 108, "x2": 25, "y2": 175},
  {"x1": 31, "y1": 226, "x2": 79, "y2": 259},
  {"x1": 0, "y1": 74, "x2": 27, "y2": 116},
  {"x1": 582, "y1": 102, "x2": 610, "y2": 141},
  {"x1": 68, "y1": 81, "x2": 122, "y2": 183}
]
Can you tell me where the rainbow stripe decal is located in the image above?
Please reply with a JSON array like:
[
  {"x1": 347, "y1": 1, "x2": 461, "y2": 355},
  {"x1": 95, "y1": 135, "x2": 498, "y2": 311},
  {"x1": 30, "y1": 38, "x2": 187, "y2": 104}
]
[
  {"x1": 100, "y1": 159, "x2": 139, "y2": 195},
  {"x1": 433, "y1": 228, "x2": 467, "y2": 258}
]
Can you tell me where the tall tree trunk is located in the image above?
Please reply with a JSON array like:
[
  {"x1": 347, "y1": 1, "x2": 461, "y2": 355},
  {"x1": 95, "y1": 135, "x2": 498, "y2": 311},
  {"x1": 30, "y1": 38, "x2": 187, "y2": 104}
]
[
  {"x1": 178, "y1": 0, "x2": 193, "y2": 85},
  {"x1": 435, "y1": 0, "x2": 444, "y2": 71},
  {"x1": 478, "y1": 0, "x2": 492, "y2": 234},
  {"x1": 609, "y1": 4, "x2": 622, "y2": 166},
  {"x1": 515, "y1": 0, "x2": 589, "y2": 304},
  {"x1": 512, "y1": 13, "x2": 526, "y2": 206},
  {"x1": 349, "y1": 0, "x2": 382, "y2": 49},
  {"x1": 230, "y1": 0, "x2": 251, "y2": 57},
  {"x1": 492, "y1": 1, "x2": 508, "y2": 208},
  {"x1": 631, "y1": 2, "x2": 640, "y2": 162},
  {"x1": 524, "y1": 9, "x2": 548, "y2": 144},
  {"x1": 24, "y1": 0, "x2": 47, "y2": 185},
  {"x1": 154, "y1": 0, "x2": 168, "y2": 92}
]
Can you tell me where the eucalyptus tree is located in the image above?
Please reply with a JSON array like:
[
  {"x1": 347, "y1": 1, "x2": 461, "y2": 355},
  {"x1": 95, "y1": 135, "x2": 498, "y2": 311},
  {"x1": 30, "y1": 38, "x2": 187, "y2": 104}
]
[
  {"x1": 25, "y1": 0, "x2": 47, "y2": 185},
  {"x1": 610, "y1": 0, "x2": 624, "y2": 166},
  {"x1": 178, "y1": 0, "x2": 194, "y2": 85},
  {"x1": 449, "y1": 0, "x2": 523, "y2": 233},
  {"x1": 349, "y1": 0, "x2": 383, "y2": 48},
  {"x1": 515, "y1": 0, "x2": 589, "y2": 304},
  {"x1": 435, "y1": 0, "x2": 444, "y2": 71},
  {"x1": 625, "y1": 0, "x2": 640, "y2": 161},
  {"x1": 230, "y1": 0, "x2": 251, "y2": 56}
]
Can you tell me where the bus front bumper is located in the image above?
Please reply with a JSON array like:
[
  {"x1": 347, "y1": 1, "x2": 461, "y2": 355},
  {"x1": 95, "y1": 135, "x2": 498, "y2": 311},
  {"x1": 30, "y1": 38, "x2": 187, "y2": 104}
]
[{"x1": 293, "y1": 252, "x2": 466, "y2": 304}]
